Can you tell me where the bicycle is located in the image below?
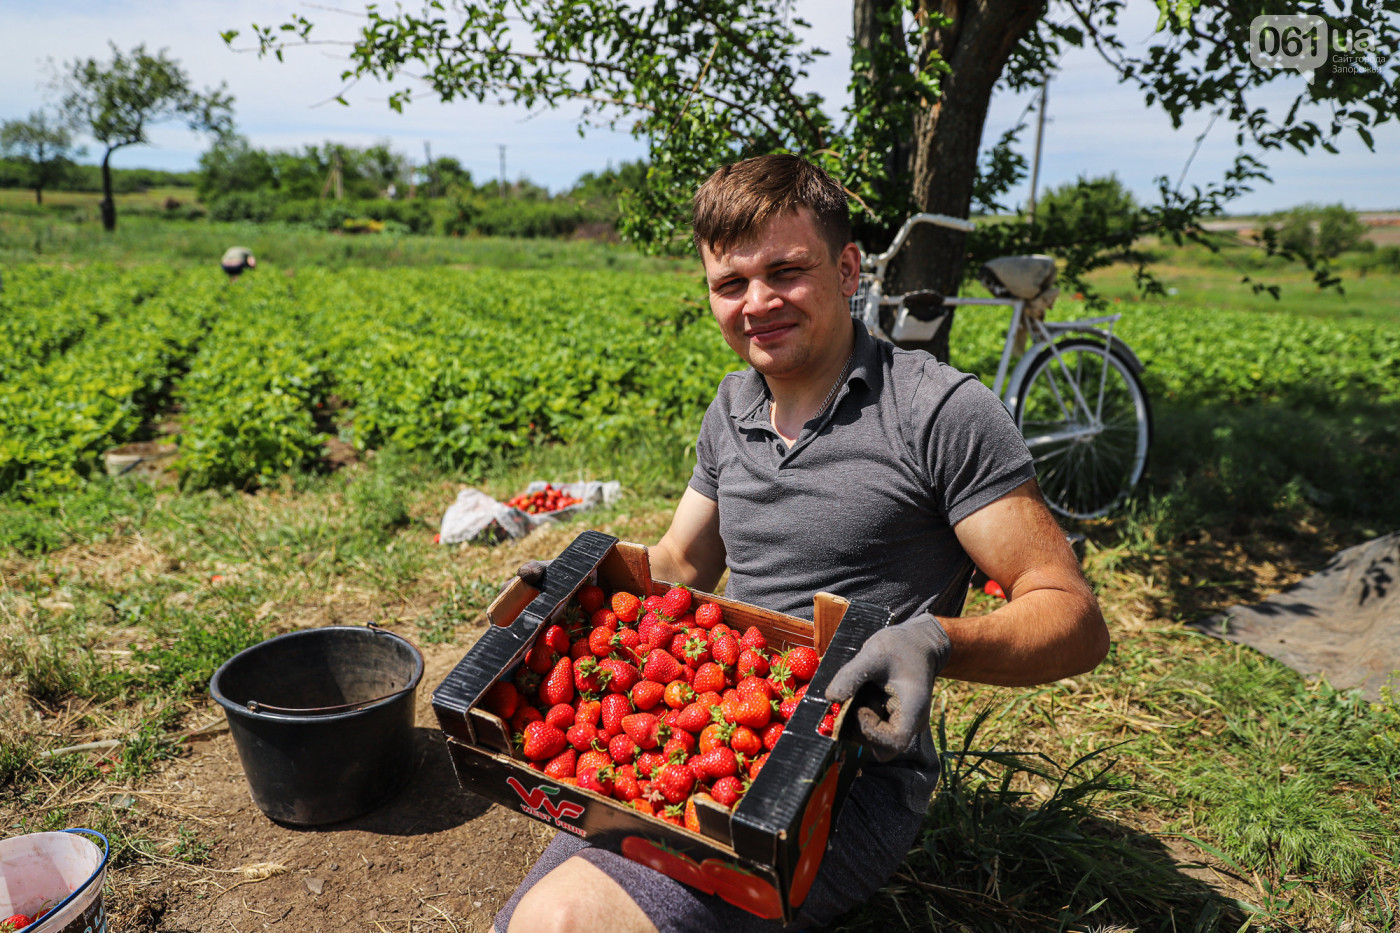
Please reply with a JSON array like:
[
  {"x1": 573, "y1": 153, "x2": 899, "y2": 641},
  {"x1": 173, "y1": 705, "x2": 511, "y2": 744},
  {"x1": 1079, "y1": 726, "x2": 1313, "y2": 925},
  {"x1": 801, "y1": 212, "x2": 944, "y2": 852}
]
[{"x1": 850, "y1": 213, "x2": 1153, "y2": 520}]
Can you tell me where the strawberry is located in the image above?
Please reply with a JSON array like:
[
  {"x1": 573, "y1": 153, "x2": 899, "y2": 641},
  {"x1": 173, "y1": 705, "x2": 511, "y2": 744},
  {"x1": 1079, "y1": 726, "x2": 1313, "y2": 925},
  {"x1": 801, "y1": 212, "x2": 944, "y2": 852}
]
[
  {"x1": 542, "y1": 623, "x2": 571, "y2": 656},
  {"x1": 629, "y1": 798, "x2": 656, "y2": 816},
  {"x1": 524, "y1": 639, "x2": 555, "y2": 674},
  {"x1": 3, "y1": 916, "x2": 34, "y2": 932},
  {"x1": 611, "y1": 591, "x2": 641, "y2": 623},
  {"x1": 600, "y1": 693, "x2": 632, "y2": 737},
  {"x1": 577, "y1": 584, "x2": 606, "y2": 614},
  {"x1": 570, "y1": 638, "x2": 594, "y2": 661},
  {"x1": 684, "y1": 795, "x2": 703, "y2": 833},
  {"x1": 578, "y1": 749, "x2": 612, "y2": 775},
  {"x1": 614, "y1": 765, "x2": 642, "y2": 801},
  {"x1": 736, "y1": 648, "x2": 769, "y2": 679},
  {"x1": 659, "y1": 585, "x2": 693, "y2": 621},
  {"x1": 574, "y1": 698, "x2": 601, "y2": 726},
  {"x1": 711, "y1": 775, "x2": 744, "y2": 807},
  {"x1": 679, "y1": 634, "x2": 711, "y2": 665},
  {"x1": 676, "y1": 701, "x2": 712, "y2": 734},
  {"x1": 642, "y1": 595, "x2": 667, "y2": 616},
  {"x1": 668, "y1": 631, "x2": 692, "y2": 660},
  {"x1": 519, "y1": 721, "x2": 567, "y2": 761},
  {"x1": 608, "y1": 733, "x2": 639, "y2": 764},
  {"x1": 748, "y1": 751, "x2": 769, "y2": 778},
  {"x1": 565, "y1": 722, "x2": 598, "y2": 751},
  {"x1": 545, "y1": 703, "x2": 576, "y2": 730},
  {"x1": 761, "y1": 721, "x2": 785, "y2": 750},
  {"x1": 544, "y1": 747, "x2": 576, "y2": 779},
  {"x1": 663, "y1": 680, "x2": 694, "y2": 709},
  {"x1": 766, "y1": 659, "x2": 796, "y2": 695},
  {"x1": 778, "y1": 695, "x2": 801, "y2": 722},
  {"x1": 541, "y1": 657, "x2": 575, "y2": 707},
  {"x1": 654, "y1": 762, "x2": 695, "y2": 804},
  {"x1": 590, "y1": 608, "x2": 619, "y2": 631},
  {"x1": 699, "y1": 720, "x2": 734, "y2": 754},
  {"x1": 578, "y1": 765, "x2": 614, "y2": 797},
  {"x1": 692, "y1": 662, "x2": 727, "y2": 695},
  {"x1": 739, "y1": 625, "x2": 767, "y2": 653},
  {"x1": 600, "y1": 658, "x2": 641, "y2": 694},
  {"x1": 785, "y1": 646, "x2": 820, "y2": 682},
  {"x1": 710, "y1": 632, "x2": 739, "y2": 670},
  {"x1": 611, "y1": 626, "x2": 643, "y2": 663},
  {"x1": 589, "y1": 626, "x2": 616, "y2": 658},
  {"x1": 631, "y1": 679, "x2": 664, "y2": 711},
  {"x1": 984, "y1": 579, "x2": 1006, "y2": 599},
  {"x1": 635, "y1": 749, "x2": 666, "y2": 778},
  {"x1": 818, "y1": 712, "x2": 837, "y2": 735},
  {"x1": 482, "y1": 681, "x2": 520, "y2": 719},
  {"x1": 694, "y1": 602, "x2": 724, "y2": 630},
  {"x1": 638, "y1": 616, "x2": 676, "y2": 647},
  {"x1": 731, "y1": 725, "x2": 762, "y2": 757},
  {"x1": 696, "y1": 745, "x2": 738, "y2": 779},
  {"x1": 663, "y1": 731, "x2": 696, "y2": 758},
  {"x1": 621, "y1": 712, "x2": 666, "y2": 750},
  {"x1": 736, "y1": 675, "x2": 776, "y2": 700},
  {"x1": 642, "y1": 649, "x2": 682, "y2": 684},
  {"x1": 661, "y1": 803, "x2": 685, "y2": 826},
  {"x1": 695, "y1": 690, "x2": 723, "y2": 708},
  {"x1": 732, "y1": 691, "x2": 772, "y2": 729},
  {"x1": 510, "y1": 706, "x2": 543, "y2": 733}
]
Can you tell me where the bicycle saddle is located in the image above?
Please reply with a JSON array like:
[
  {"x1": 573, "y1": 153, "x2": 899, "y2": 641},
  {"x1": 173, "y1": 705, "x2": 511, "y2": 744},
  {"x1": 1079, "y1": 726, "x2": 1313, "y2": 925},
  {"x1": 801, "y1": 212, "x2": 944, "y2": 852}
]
[{"x1": 979, "y1": 255, "x2": 1057, "y2": 300}]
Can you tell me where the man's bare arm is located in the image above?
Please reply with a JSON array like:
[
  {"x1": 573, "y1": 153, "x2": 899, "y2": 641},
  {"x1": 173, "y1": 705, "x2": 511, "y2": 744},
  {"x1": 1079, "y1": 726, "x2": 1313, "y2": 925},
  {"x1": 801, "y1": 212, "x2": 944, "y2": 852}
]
[
  {"x1": 939, "y1": 479, "x2": 1109, "y2": 686},
  {"x1": 649, "y1": 487, "x2": 727, "y2": 591}
]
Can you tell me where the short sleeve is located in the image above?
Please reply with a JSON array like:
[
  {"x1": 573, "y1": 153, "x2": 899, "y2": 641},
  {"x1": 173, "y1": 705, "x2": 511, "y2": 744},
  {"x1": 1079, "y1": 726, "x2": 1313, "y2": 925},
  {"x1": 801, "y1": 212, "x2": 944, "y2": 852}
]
[
  {"x1": 687, "y1": 397, "x2": 724, "y2": 501},
  {"x1": 916, "y1": 370, "x2": 1035, "y2": 526}
]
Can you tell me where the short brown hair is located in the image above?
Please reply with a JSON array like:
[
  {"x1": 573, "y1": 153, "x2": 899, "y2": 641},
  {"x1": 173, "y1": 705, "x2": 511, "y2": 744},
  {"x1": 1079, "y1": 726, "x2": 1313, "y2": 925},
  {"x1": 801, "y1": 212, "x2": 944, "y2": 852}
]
[{"x1": 692, "y1": 154, "x2": 851, "y2": 259}]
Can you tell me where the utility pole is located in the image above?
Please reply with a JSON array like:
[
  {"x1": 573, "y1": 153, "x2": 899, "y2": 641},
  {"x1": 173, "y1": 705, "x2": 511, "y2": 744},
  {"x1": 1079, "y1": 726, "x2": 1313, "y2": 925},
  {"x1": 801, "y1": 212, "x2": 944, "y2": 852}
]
[
  {"x1": 1027, "y1": 77, "x2": 1049, "y2": 225},
  {"x1": 499, "y1": 144, "x2": 507, "y2": 196}
]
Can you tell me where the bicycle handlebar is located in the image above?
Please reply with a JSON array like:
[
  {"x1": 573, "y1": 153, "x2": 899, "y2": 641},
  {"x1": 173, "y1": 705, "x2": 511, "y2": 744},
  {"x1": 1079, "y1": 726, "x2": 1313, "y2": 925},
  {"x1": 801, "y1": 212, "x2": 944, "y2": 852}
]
[{"x1": 864, "y1": 212, "x2": 976, "y2": 266}]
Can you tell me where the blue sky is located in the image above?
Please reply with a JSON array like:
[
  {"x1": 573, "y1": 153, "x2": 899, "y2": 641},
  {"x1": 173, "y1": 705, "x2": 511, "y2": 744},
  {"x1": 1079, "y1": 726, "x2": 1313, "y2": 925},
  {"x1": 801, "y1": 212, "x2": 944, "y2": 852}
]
[{"x1": 2, "y1": 0, "x2": 1395, "y2": 213}]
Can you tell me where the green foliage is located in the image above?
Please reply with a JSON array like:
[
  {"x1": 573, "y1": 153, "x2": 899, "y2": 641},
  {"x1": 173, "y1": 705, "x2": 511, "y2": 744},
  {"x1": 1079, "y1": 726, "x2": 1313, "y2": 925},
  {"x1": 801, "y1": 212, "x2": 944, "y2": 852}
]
[
  {"x1": 196, "y1": 134, "x2": 275, "y2": 202},
  {"x1": 1268, "y1": 204, "x2": 1369, "y2": 259},
  {"x1": 133, "y1": 611, "x2": 265, "y2": 695},
  {"x1": 0, "y1": 109, "x2": 83, "y2": 202}
]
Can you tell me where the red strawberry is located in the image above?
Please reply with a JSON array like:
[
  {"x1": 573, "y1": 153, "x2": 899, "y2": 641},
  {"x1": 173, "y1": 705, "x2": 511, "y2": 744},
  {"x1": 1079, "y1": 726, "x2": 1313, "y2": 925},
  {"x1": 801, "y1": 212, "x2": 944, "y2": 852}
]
[
  {"x1": 785, "y1": 646, "x2": 820, "y2": 682},
  {"x1": 573, "y1": 656, "x2": 607, "y2": 695},
  {"x1": 748, "y1": 751, "x2": 769, "y2": 779},
  {"x1": 692, "y1": 662, "x2": 727, "y2": 695},
  {"x1": 737, "y1": 648, "x2": 769, "y2": 679},
  {"x1": 818, "y1": 712, "x2": 837, "y2": 736},
  {"x1": 600, "y1": 693, "x2": 632, "y2": 736},
  {"x1": 635, "y1": 750, "x2": 666, "y2": 778},
  {"x1": 661, "y1": 803, "x2": 685, "y2": 826},
  {"x1": 482, "y1": 681, "x2": 520, "y2": 719},
  {"x1": 739, "y1": 626, "x2": 767, "y2": 653},
  {"x1": 611, "y1": 626, "x2": 643, "y2": 663},
  {"x1": 761, "y1": 721, "x2": 785, "y2": 750},
  {"x1": 578, "y1": 749, "x2": 612, "y2": 775},
  {"x1": 577, "y1": 584, "x2": 606, "y2": 614},
  {"x1": 694, "y1": 602, "x2": 724, "y2": 629},
  {"x1": 631, "y1": 679, "x2": 664, "y2": 711},
  {"x1": 659, "y1": 585, "x2": 692, "y2": 621},
  {"x1": 638, "y1": 616, "x2": 676, "y2": 648},
  {"x1": 578, "y1": 765, "x2": 614, "y2": 796},
  {"x1": 663, "y1": 680, "x2": 694, "y2": 709},
  {"x1": 600, "y1": 658, "x2": 641, "y2": 694},
  {"x1": 570, "y1": 638, "x2": 594, "y2": 661},
  {"x1": 544, "y1": 747, "x2": 576, "y2": 779},
  {"x1": 696, "y1": 745, "x2": 738, "y2": 779},
  {"x1": 676, "y1": 701, "x2": 712, "y2": 734},
  {"x1": 630, "y1": 798, "x2": 656, "y2": 816},
  {"x1": 2, "y1": 916, "x2": 35, "y2": 932},
  {"x1": 732, "y1": 692, "x2": 772, "y2": 729},
  {"x1": 519, "y1": 721, "x2": 567, "y2": 761},
  {"x1": 731, "y1": 725, "x2": 762, "y2": 757},
  {"x1": 695, "y1": 690, "x2": 723, "y2": 709},
  {"x1": 590, "y1": 608, "x2": 619, "y2": 631},
  {"x1": 675, "y1": 611, "x2": 696, "y2": 629},
  {"x1": 642, "y1": 595, "x2": 667, "y2": 616},
  {"x1": 589, "y1": 626, "x2": 616, "y2": 658},
  {"x1": 574, "y1": 698, "x2": 601, "y2": 726},
  {"x1": 642, "y1": 649, "x2": 682, "y2": 684},
  {"x1": 541, "y1": 657, "x2": 575, "y2": 707},
  {"x1": 608, "y1": 733, "x2": 639, "y2": 764},
  {"x1": 542, "y1": 623, "x2": 571, "y2": 656},
  {"x1": 621, "y1": 712, "x2": 666, "y2": 750},
  {"x1": 565, "y1": 722, "x2": 598, "y2": 751},
  {"x1": 684, "y1": 794, "x2": 704, "y2": 833},
  {"x1": 711, "y1": 633, "x2": 739, "y2": 670},
  {"x1": 545, "y1": 703, "x2": 576, "y2": 730},
  {"x1": 711, "y1": 775, "x2": 744, "y2": 807},
  {"x1": 778, "y1": 695, "x2": 801, "y2": 722},
  {"x1": 654, "y1": 762, "x2": 695, "y2": 804},
  {"x1": 524, "y1": 639, "x2": 555, "y2": 675},
  {"x1": 736, "y1": 675, "x2": 775, "y2": 700},
  {"x1": 664, "y1": 731, "x2": 696, "y2": 759},
  {"x1": 613, "y1": 765, "x2": 642, "y2": 801},
  {"x1": 611, "y1": 591, "x2": 641, "y2": 623},
  {"x1": 510, "y1": 705, "x2": 543, "y2": 732},
  {"x1": 678, "y1": 633, "x2": 711, "y2": 665},
  {"x1": 699, "y1": 721, "x2": 733, "y2": 754},
  {"x1": 766, "y1": 659, "x2": 796, "y2": 695}
]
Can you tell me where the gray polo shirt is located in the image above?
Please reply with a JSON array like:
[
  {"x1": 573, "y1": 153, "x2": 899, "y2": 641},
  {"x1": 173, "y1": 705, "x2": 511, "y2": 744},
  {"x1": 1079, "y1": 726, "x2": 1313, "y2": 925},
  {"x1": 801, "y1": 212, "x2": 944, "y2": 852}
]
[{"x1": 689, "y1": 320, "x2": 1035, "y2": 624}]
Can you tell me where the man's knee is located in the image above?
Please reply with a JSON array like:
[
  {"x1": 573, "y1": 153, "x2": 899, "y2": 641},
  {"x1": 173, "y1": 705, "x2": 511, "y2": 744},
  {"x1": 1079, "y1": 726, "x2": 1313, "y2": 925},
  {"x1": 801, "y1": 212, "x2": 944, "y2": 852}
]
[{"x1": 507, "y1": 856, "x2": 656, "y2": 933}]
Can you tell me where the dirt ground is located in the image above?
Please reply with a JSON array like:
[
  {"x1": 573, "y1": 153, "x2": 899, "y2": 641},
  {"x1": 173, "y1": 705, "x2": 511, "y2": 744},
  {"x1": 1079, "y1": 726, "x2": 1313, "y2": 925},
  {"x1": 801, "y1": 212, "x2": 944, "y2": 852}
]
[{"x1": 106, "y1": 639, "x2": 554, "y2": 933}]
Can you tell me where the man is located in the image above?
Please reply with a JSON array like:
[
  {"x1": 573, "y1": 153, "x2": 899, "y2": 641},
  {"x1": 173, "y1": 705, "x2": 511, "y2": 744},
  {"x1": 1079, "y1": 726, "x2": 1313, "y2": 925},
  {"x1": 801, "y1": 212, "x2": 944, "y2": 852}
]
[
  {"x1": 221, "y1": 245, "x2": 256, "y2": 280},
  {"x1": 496, "y1": 154, "x2": 1109, "y2": 933}
]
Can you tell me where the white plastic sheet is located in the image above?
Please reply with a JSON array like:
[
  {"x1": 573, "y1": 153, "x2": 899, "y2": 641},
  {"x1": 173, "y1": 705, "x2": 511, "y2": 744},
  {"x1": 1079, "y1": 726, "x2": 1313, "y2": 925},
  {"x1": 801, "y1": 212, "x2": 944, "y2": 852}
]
[{"x1": 438, "y1": 481, "x2": 621, "y2": 544}]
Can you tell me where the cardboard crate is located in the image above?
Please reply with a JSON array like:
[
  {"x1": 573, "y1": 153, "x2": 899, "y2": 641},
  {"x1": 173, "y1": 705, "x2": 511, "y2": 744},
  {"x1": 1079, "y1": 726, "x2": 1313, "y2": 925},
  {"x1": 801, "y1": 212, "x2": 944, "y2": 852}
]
[{"x1": 432, "y1": 530, "x2": 890, "y2": 923}]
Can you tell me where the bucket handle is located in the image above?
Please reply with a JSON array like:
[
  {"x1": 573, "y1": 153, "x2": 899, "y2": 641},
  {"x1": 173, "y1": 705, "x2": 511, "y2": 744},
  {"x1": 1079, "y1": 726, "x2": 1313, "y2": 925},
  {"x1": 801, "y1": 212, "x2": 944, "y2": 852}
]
[{"x1": 242, "y1": 622, "x2": 419, "y2": 716}]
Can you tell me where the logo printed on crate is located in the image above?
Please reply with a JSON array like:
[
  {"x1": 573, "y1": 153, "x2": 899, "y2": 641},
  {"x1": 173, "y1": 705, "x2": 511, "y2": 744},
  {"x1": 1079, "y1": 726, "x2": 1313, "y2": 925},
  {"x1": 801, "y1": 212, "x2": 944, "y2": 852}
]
[{"x1": 506, "y1": 776, "x2": 586, "y2": 829}]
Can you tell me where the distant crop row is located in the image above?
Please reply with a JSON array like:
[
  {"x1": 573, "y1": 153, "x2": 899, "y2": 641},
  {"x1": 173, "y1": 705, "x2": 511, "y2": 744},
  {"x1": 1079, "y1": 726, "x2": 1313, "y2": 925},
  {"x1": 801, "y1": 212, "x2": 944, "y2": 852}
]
[{"x1": 2, "y1": 262, "x2": 1397, "y2": 503}]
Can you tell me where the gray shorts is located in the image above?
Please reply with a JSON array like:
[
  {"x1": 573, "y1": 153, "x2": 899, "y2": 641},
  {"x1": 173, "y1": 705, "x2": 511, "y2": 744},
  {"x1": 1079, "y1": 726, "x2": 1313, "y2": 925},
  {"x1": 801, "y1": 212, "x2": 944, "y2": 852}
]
[{"x1": 493, "y1": 764, "x2": 934, "y2": 933}]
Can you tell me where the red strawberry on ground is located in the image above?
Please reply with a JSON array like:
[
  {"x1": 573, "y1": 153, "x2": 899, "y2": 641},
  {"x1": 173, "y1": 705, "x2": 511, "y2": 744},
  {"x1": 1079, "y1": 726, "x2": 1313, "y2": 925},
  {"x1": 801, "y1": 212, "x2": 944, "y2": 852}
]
[
  {"x1": 611, "y1": 591, "x2": 641, "y2": 624},
  {"x1": 654, "y1": 762, "x2": 695, "y2": 804},
  {"x1": 711, "y1": 775, "x2": 744, "y2": 807},
  {"x1": 642, "y1": 649, "x2": 682, "y2": 685},
  {"x1": 631, "y1": 680, "x2": 664, "y2": 710},
  {"x1": 694, "y1": 602, "x2": 724, "y2": 629},
  {"x1": 577, "y1": 584, "x2": 606, "y2": 614},
  {"x1": 541, "y1": 657, "x2": 575, "y2": 707},
  {"x1": 520, "y1": 721, "x2": 567, "y2": 761},
  {"x1": 785, "y1": 646, "x2": 820, "y2": 682},
  {"x1": 659, "y1": 585, "x2": 693, "y2": 621}
]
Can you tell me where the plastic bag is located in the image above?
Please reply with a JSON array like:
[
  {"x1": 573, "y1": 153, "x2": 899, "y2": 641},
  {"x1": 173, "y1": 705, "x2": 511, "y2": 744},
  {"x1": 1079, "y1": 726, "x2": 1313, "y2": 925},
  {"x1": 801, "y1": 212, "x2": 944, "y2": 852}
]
[{"x1": 438, "y1": 481, "x2": 621, "y2": 544}]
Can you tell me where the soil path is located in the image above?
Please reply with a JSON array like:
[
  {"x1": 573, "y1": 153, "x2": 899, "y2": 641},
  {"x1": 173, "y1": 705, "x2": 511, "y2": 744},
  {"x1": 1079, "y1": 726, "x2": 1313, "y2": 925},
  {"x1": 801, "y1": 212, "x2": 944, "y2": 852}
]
[{"x1": 112, "y1": 639, "x2": 552, "y2": 933}]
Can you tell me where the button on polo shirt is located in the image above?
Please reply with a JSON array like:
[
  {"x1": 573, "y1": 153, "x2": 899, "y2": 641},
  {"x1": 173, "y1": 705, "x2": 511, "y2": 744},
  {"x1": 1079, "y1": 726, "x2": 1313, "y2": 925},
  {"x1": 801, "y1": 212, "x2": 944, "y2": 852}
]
[{"x1": 689, "y1": 321, "x2": 1035, "y2": 623}]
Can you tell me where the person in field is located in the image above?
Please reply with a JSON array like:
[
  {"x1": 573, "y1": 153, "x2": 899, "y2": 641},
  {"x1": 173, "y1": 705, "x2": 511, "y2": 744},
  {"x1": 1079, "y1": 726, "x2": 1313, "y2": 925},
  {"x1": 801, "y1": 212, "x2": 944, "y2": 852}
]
[
  {"x1": 221, "y1": 245, "x2": 256, "y2": 280},
  {"x1": 499, "y1": 154, "x2": 1109, "y2": 933}
]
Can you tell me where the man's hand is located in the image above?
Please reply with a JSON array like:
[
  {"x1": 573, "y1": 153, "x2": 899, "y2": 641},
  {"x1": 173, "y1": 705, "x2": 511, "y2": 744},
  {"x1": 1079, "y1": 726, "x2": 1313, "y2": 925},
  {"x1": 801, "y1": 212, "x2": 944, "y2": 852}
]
[
  {"x1": 516, "y1": 559, "x2": 552, "y2": 587},
  {"x1": 825, "y1": 613, "x2": 951, "y2": 762}
]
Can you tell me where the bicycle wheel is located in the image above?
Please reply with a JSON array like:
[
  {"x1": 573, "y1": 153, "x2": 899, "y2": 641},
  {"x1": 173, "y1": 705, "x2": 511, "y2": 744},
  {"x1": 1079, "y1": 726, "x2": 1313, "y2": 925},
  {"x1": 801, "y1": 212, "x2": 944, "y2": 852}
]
[{"x1": 1011, "y1": 337, "x2": 1152, "y2": 520}]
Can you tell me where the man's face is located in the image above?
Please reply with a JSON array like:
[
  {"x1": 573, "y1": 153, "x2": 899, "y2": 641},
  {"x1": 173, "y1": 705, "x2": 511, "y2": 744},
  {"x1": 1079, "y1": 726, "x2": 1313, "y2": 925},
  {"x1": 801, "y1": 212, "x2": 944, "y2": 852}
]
[{"x1": 700, "y1": 209, "x2": 861, "y2": 381}]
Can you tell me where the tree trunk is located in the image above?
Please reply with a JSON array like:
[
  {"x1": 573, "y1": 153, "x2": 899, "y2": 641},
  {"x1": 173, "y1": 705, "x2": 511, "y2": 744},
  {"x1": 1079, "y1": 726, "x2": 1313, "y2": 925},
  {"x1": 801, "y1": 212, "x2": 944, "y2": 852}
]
[
  {"x1": 35, "y1": 186, "x2": 42, "y2": 206},
  {"x1": 100, "y1": 148, "x2": 117, "y2": 232},
  {"x1": 874, "y1": 0, "x2": 1043, "y2": 362}
]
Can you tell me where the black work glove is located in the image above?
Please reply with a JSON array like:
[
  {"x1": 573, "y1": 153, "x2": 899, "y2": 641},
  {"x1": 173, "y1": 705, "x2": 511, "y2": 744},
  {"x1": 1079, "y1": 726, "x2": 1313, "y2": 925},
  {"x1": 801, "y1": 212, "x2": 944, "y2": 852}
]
[
  {"x1": 516, "y1": 559, "x2": 552, "y2": 588},
  {"x1": 825, "y1": 612, "x2": 952, "y2": 762}
]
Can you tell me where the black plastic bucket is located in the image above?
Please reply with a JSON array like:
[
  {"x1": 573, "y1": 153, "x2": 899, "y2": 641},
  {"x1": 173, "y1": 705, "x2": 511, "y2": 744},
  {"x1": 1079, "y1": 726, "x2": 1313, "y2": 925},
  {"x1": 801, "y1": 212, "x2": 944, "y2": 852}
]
[{"x1": 210, "y1": 625, "x2": 424, "y2": 825}]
